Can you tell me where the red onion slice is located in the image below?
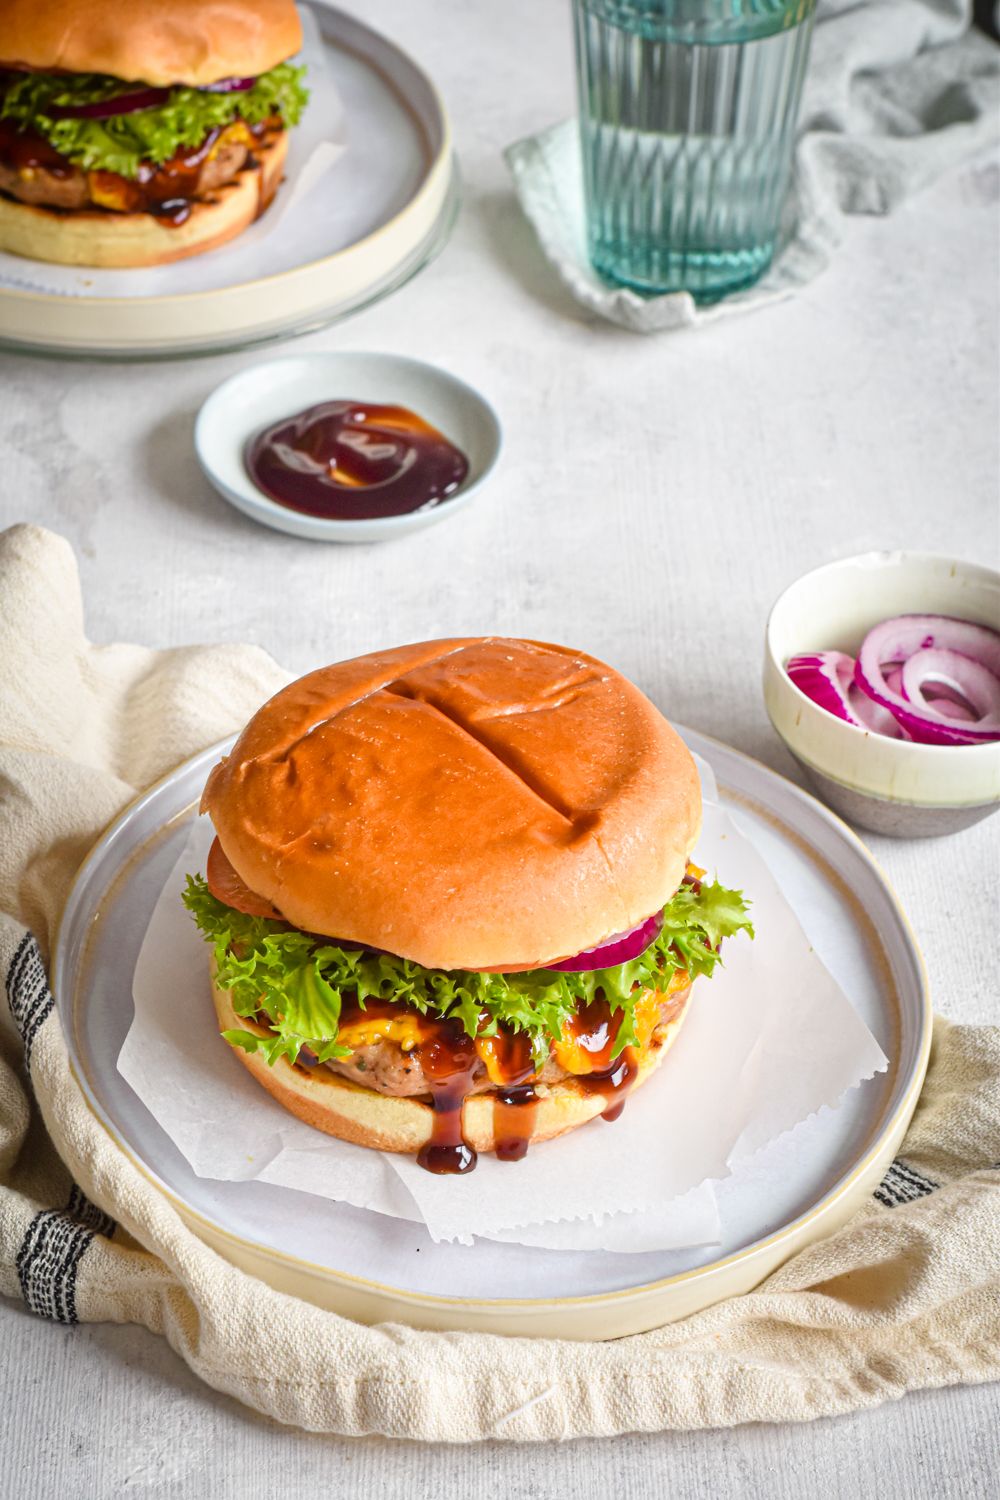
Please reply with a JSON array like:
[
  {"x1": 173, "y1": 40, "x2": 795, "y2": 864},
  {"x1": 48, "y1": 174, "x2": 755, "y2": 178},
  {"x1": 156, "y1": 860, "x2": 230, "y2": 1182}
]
[
  {"x1": 548, "y1": 911, "x2": 663, "y2": 972},
  {"x1": 901, "y1": 648, "x2": 1000, "y2": 726},
  {"x1": 786, "y1": 652, "x2": 906, "y2": 737},
  {"x1": 51, "y1": 87, "x2": 171, "y2": 120},
  {"x1": 200, "y1": 76, "x2": 257, "y2": 93},
  {"x1": 910, "y1": 676, "x2": 977, "y2": 722},
  {"x1": 855, "y1": 614, "x2": 1000, "y2": 745},
  {"x1": 48, "y1": 75, "x2": 255, "y2": 121},
  {"x1": 847, "y1": 682, "x2": 909, "y2": 737},
  {"x1": 786, "y1": 651, "x2": 854, "y2": 722}
]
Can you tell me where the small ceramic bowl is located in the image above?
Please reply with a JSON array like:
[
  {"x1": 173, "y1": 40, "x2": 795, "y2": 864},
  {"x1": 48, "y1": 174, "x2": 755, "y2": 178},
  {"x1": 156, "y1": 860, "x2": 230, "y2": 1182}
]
[
  {"x1": 195, "y1": 352, "x2": 502, "y2": 543},
  {"x1": 764, "y1": 551, "x2": 1000, "y2": 837}
]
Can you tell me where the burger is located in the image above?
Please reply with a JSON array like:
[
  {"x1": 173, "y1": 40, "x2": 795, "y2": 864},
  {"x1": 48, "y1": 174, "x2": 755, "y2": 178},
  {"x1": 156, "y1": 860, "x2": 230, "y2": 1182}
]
[
  {"x1": 0, "y1": 0, "x2": 308, "y2": 267},
  {"x1": 184, "y1": 638, "x2": 753, "y2": 1174}
]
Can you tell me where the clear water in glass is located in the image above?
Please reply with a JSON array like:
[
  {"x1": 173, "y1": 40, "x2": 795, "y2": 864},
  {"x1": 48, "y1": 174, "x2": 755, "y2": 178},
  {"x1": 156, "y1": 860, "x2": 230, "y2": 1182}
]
[{"x1": 573, "y1": 0, "x2": 816, "y2": 301}]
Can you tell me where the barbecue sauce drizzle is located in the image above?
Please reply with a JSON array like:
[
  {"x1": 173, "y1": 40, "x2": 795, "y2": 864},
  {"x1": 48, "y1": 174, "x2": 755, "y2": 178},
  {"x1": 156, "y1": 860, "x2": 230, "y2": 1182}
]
[
  {"x1": 253, "y1": 989, "x2": 643, "y2": 1174},
  {"x1": 416, "y1": 1025, "x2": 481, "y2": 1175},
  {"x1": 221, "y1": 871, "x2": 711, "y2": 1175},
  {"x1": 561, "y1": 998, "x2": 640, "y2": 1120},
  {"x1": 410, "y1": 998, "x2": 639, "y2": 1173},
  {"x1": 0, "y1": 118, "x2": 73, "y2": 176},
  {"x1": 487, "y1": 1031, "x2": 539, "y2": 1164},
  {"x1": 0, "y1": 115, "x2": 274, "y2": 226}
]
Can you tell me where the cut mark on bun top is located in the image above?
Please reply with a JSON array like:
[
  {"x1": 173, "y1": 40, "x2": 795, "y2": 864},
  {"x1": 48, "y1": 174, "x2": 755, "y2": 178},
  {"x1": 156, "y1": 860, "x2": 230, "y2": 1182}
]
[
  {"x1": 202, "y1": 637, "x2": 702, "y2": 971},
  {"x1": 380, "y1": 669, "x2": 605, "y2": 829}
]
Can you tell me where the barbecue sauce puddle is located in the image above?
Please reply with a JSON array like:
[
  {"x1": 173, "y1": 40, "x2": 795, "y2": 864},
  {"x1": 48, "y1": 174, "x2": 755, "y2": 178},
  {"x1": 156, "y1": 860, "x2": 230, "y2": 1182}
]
[{"x1": 245, "y1": 401, "x2": 470, "y2": 522}]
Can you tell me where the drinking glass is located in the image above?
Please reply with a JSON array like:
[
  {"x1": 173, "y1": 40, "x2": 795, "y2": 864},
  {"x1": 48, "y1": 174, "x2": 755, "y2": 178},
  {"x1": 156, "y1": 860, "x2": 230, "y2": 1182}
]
[{"x1": 572, "y1": 0, "x2": 816, "y2": 302}]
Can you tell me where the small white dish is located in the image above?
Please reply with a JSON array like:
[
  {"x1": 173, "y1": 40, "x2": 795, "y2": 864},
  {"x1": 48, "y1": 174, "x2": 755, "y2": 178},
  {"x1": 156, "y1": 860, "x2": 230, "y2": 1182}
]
[
  {"x1": 764, "y1": 551, "x2": 1000, "y2": 837},
  {"x1": 195, "y1": 352, "x2": 502, "y2": 542}
]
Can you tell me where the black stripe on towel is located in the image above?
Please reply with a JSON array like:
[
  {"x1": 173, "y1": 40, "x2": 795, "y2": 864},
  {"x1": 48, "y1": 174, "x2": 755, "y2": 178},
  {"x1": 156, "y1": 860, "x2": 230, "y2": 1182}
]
[
  {"x1": 873, "y1": 1158, "x2": 938, "y2": 1208},
  {"x1": 15, "y1": 1187, "x2": 116, "y2": 1324},
  {"x1": 66, "y1": 1184, "x2": 116, "y2": 1240},
  {"x1": 5, "y1": 932, "x2": 53, "y2": 1070}
]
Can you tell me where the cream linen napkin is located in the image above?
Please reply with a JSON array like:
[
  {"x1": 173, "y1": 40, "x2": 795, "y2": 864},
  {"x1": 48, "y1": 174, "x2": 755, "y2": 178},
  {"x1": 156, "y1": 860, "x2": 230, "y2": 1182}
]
[{"x1": 1, "y1": 523, "x2": 998, "y2": 1441}]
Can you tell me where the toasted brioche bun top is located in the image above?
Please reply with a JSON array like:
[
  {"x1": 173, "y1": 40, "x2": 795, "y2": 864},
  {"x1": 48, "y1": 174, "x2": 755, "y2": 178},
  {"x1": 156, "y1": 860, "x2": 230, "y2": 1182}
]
[
  {"x1": 0, "y1": 0, "x2": 302, "y2": 87},
  {"x1": 202, "y1": 637, "x2": 702, "y2": 971}
]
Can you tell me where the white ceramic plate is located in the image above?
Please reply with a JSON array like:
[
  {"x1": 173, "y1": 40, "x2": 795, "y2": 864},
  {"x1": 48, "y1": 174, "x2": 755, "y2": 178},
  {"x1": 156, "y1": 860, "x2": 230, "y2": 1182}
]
[
  {"x1": 0, "y1": 5, "x2": 456, "y2": 359},
  {"x1": 54, "y1": 729, "x2": 930, "y2": 1340},
  {"x1": 195, "y1": 352, "x2": 502, "y2": 541}
]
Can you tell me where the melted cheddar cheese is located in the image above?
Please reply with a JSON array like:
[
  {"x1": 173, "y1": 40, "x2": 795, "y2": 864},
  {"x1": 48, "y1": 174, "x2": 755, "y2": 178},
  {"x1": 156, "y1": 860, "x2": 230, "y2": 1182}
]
[
  {"x1": 475, "y1": 1035, "x2": 519, "y2": 1087},
  {"x1": 552, "y1": 968, "x2": 690, "y2": 1076},
  {"x1": 85, "y1": 122, "x2": 258, "y2": 212},
  {"x1": 83, "y1": 172, "x2": 135, "y2": 213},
  {"x1": 337, "y1": 1012, "x2": 431, "y2": 1055},
  {"x1": 336, "y1": 960, "x2": 691, "y2": 1078},
  {"x1": 214, "y1": 121, "x2": 257, "y2": 154}
]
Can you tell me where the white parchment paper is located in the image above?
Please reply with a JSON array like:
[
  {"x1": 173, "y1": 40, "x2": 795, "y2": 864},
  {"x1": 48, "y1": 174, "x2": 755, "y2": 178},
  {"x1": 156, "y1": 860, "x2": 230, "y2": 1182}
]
[
  {"x1": 0, "y1": 6, "x2": 345, "y2": 298},
  {"x1": 119, "y1": 753, "x2": 887, "y2": 1250}
]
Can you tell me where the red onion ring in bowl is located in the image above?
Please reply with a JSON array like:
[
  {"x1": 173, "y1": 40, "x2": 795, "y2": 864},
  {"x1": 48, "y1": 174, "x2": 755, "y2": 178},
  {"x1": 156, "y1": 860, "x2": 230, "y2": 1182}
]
[
  {"x1": 901, "y1": 648, "x2": 1000, "y2": 726},
  {"x1": 855, "y1": 615, "x2": 1000, "y2": 745},
  {"x1": 884, "y1": 664, "x2": 904, "y2": 697},
  {"x1": 786, "y1": 652, "x2": 906, "y2": 737}
]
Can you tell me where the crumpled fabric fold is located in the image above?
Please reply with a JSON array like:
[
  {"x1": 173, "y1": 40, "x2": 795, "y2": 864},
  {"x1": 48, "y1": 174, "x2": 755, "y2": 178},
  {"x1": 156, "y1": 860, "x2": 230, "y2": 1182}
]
[
  {"x1": 1, "y1": 524, "x2": 997, "y2": 1440},
  {"x1": 505, "y1": 0, "x2": 1000, "y2": 332}
]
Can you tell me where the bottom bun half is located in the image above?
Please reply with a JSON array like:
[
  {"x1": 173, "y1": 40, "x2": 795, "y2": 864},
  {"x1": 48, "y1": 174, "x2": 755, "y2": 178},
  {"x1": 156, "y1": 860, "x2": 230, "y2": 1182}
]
[
  {"x1": 0, "y1": 129, "x2": 288, "y2": 269},
  {"x1": 210, "y1": 959, "x2": 693, "y2": 1158}
]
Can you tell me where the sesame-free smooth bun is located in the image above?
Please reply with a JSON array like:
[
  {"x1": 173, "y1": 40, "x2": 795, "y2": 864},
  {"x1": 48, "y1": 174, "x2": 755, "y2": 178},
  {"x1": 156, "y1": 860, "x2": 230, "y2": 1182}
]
[
  {"x1": 203, "y1": 637, "x2": 702, "y2": 971},
  {"x1": 0, "y1": 0, "x2": 303, "y2": 87},
  {"x1": 0, "y1": 126, "x2": 287, "y2": 268},
  {"x1": 211, "y1": 967, "x2": 693, "y2": 1156}
]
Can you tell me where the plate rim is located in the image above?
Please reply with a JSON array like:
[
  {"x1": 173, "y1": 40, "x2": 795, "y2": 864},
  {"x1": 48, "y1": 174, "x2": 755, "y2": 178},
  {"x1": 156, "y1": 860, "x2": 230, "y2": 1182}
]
[
  {"x1": 53, "y1": 726, "x2": 933, "y2": 1317},
  {"x1": 0, "y1": 170, "x2": 460, "y2": 363}
]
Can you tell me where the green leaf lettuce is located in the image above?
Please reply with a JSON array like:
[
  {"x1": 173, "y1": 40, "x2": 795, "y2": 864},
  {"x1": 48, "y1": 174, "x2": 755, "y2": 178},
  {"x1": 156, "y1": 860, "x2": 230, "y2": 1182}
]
[
  {"x1": 183, "y1": 872, "x2": 754, "y2": 1070},
  {"x1": 0, "y1": 64, "x2": 308, "y2": 179}
]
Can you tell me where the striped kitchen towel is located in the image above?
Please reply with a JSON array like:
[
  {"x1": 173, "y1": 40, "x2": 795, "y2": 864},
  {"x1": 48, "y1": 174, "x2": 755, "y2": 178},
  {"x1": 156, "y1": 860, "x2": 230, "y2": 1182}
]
[{"x1": 1, "y1": 524, "x2": 998, "y2": 1440}]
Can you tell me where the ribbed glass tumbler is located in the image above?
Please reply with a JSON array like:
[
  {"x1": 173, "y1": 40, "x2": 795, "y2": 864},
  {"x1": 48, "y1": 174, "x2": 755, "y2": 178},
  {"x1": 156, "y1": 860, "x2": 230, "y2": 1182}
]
[{"x1": 572, "y1": 0, "x2": 816, "y2": 302}]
